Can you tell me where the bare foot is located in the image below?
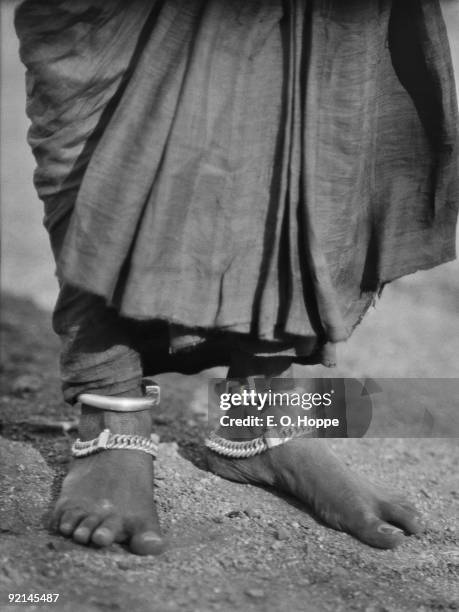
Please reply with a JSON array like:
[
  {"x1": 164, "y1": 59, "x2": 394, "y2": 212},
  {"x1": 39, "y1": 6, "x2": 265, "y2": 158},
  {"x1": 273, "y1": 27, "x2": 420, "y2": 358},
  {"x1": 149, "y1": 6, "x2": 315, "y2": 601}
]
[
  {"x1": 51, "y1": 408, "x2": 164, "y2": 555},
  {"x1": 208, "y1": 438, "x2": 421, "y2": 549}
]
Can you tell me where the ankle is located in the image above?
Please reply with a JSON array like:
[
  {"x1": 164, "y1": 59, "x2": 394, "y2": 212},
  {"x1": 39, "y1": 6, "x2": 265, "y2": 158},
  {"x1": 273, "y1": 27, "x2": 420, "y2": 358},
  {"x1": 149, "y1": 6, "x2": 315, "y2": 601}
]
[{"x1": 79, "y1": 406, "x2": 153, "y2": 440}]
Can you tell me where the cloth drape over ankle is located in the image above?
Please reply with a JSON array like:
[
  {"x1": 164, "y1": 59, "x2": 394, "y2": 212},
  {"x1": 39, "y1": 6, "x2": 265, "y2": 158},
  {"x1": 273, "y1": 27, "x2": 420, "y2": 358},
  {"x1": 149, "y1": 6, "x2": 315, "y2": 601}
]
[{"x1": 16, "y1": 0, "x2": 458, "y2": 357}]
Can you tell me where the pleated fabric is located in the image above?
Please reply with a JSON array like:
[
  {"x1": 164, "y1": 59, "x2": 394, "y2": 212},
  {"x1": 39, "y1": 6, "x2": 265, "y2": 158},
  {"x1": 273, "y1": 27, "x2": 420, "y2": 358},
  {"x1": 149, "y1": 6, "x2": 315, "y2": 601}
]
[{"x1": 16, "y1": 0, "x2": 458, "y2": 358}]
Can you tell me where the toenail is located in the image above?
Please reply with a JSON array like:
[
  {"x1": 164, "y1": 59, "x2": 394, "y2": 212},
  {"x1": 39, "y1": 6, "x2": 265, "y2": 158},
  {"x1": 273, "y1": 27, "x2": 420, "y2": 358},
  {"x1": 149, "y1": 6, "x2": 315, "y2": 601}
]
[
  {"x1": 136, "y1": 532, "x2": 164, "y2": 548},
  {"x1": 377, "y1": 524, "x2": 404, "y2": 535},
  {"x1": 140, "y1": 532, "x2": 162, "y2": 542},
  {"x1": 92, "y1": 530, "x2": 113, "y2": 547},
  {"x1": 94, "y1": 528, "x2": 111, "y2": 538}
]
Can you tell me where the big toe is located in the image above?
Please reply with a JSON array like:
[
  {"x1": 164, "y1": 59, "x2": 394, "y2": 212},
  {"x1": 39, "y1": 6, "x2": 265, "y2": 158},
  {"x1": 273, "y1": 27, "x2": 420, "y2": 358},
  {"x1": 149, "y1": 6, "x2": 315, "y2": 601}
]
[
  {"x1": 355, "y1": 515, "x2": 407, "y2": 549},
  {"x1": 129, "y1": 519, "x2": 165, "y2": 556},
  {"x1": 381, "y1": 500, "x2": 422, "y2": 535}
]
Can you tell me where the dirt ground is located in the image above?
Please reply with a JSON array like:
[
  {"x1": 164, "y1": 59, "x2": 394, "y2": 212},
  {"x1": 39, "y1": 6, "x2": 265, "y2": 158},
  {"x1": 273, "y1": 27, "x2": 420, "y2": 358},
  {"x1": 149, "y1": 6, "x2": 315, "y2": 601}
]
[{"x1": 0, "y1": 294, "x2": 458, "y2": 612}]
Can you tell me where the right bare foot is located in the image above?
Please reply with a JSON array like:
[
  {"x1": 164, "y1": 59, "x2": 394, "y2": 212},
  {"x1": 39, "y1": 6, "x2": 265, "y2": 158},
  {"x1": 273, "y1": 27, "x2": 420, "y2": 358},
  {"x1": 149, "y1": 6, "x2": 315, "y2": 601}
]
[
  {"x1": 51, "y1": 408, "x2": 164, "y2": 555},
  {"x1": 208, "y1": 438, "x2": 422, "y2": 550}
]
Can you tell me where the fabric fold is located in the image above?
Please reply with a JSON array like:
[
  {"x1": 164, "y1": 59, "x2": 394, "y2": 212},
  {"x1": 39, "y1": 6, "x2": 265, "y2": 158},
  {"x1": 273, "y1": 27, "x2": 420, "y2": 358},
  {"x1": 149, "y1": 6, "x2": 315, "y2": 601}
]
[{"x1": 16, "y1": 0, "x2": 458, "y2": 358}]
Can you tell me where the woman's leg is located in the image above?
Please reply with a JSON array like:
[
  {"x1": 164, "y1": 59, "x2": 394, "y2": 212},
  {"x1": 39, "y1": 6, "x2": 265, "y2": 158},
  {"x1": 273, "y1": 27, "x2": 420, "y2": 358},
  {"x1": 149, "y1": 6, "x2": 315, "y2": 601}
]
[
  {"x1": 50, "y1": 284, "x2": 164, "y2": 555},
  {"x1": 208, "y1": 352, "x2": 421, "y2": 549}
]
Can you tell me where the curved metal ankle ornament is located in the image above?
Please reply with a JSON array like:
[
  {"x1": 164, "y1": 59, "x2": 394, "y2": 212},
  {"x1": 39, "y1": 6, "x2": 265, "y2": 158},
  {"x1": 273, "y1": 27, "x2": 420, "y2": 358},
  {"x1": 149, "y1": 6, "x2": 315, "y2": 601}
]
[
  {"x1": 71, "y1": 379, "x2": 161, "y2": 459},
  {"x1": 78, "y1": 378, "x2": 160, "y2": 412}
]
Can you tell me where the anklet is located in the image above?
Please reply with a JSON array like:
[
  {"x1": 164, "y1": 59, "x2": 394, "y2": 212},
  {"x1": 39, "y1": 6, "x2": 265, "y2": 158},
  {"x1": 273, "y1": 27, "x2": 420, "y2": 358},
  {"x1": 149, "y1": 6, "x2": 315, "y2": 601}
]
[
  {"x1": 205, "y1": 432, "x2": 267, "y2": 458},
  {"x1": 73, "y1": 383, "x2": 161, "y2": 459},
  {"x1": 72, "y1": 429, "x2": 159, "y2": 459},
  {"x1": 205, "y1": 424, "x2": 312, "y2": 459},
  {"x1": 78, "y1": 391, "x2": 160, "y2": 412}
]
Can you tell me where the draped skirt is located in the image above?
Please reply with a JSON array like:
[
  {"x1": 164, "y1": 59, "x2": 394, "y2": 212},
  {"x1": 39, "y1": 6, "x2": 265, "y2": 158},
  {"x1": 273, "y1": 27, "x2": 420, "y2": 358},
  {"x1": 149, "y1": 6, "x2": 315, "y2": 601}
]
[{"x1": 15, "y1": 0, "x2": 459, "y2": 361}]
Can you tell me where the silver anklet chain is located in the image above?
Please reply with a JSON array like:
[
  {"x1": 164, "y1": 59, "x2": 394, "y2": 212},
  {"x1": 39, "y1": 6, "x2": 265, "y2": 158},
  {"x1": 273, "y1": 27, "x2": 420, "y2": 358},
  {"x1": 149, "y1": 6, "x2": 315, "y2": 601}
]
[
  {"x1": 72, "y1": 429, "x2": 159, "y2": 459},
  {"x1": 205, "y1": 424, "x2": 312, "y2": 459},
  {"x1": 205, "y1": 432, "x2": 268, "y2": 458}
]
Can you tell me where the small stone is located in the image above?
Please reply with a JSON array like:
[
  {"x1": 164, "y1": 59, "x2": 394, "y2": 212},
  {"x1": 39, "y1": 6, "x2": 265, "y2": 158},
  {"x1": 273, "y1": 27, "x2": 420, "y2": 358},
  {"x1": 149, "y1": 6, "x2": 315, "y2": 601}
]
[
  {"x1": 37, "y1": 563, "x2": 56, "y2": 578},
  {"x1": 212, "y1": 516, "x2": 224, "y2": 524},
  {"x1": 284, "y1": 557, "x2": 301, "y2": 567},
  {"x1": 275, "y1": 527, "x2": 289, "y2": 541},
  {"x1": 227, "y1": 510, "x2": 244, "y2": 519},
  {"x1": 11, "y1": 374, "x2": 43, "y2": 395},
  {"x1": 244, "y1": 507, "x2": 263, "y2": 519},
  {"x1": 117, "y1": 560, "x2": 133, "y2": 571},
  {"x1": 420, "y1": 488, "x2": 431, "y2": 499},
  {"x1": 245, "y1": 589, "x2": 265, "y2": 600}
]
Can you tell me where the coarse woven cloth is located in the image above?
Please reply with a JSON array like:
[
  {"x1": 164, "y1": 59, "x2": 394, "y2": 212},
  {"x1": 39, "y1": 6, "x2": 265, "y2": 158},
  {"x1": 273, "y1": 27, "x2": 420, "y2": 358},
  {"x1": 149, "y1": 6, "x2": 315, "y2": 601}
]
[{"x1": 15, "y1": 0, "x2": 459, "y2": 359}]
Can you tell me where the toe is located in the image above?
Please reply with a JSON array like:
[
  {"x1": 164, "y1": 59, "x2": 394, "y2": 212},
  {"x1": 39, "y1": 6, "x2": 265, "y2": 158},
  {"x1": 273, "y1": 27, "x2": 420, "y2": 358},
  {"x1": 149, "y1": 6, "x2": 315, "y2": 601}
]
[
  {"x1": 91, "y1": 516, "x2": 123, "y2": 548},
  {"x1": 356, "y1": 515, "x2": 406, "y2": 549},
  {"x1": 73, "y1": 515, "x2": 103, "y2": 544},
  {"x1": 49, "y1": 498, "x2": 74, "y2": 531},
  {"x1": 128, "y1": 519, "x2": 165, "y2": 556},
  {"x1": 381, "y1": 501, "x2": 422, "y2": 535},
  {"x1": 130, "y1": 532, "x2": 165, "y2": 556},
  {"x1": 49, "y1": 508, "x2": 63, "y2": 532},
  {"x1": 59, "y1": 509, "x2": 87, "y2": 536}
]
